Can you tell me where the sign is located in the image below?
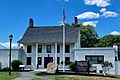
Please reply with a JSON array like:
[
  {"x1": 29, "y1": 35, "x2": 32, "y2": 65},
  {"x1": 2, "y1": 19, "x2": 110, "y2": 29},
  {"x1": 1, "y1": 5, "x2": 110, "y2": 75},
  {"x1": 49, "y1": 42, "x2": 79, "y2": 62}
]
[{"x1": 76, "y1": 61, "x2": 89, "y2": 74}]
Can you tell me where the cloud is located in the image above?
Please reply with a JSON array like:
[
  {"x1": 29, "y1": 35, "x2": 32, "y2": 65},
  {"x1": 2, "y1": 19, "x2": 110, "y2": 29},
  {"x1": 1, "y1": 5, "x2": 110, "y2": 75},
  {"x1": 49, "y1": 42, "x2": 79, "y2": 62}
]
[
  {"x1": 100, "y1": 8, "x2": 119, "y2": 18},
  {"x1": 110, "y1": 31, "x2": 120, "y2": 35},
  {"x1": 76, "y1": 12, "x2": 100, "y2": 19},
  {"x1": 100, "y1": 8, "x2": 106, "y2": 13},
  {"x1": 84, "y1": 0, "x2": 111, "y2": 7},
  {"x1": 56, "y1": 0, "x2": 69, "y2": 2},
  {"x1": 65, "y1": 0, "x2": 69, "y2": 2},
  {"x1": 102, "y1": 11, "x2": 119, "y2": 18},
  {"x1": 0, "y1": 42, "x2": 19, "y2": 49},
  {"x1": 82, "y1": 21, "x2": 98, "y2": 27}
]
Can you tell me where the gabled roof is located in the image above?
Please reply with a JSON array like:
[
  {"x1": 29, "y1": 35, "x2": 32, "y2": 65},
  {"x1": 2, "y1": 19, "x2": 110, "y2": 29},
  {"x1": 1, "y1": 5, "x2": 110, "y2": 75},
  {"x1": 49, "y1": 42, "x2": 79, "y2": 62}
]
[{"x1": 18, "y1": 26, "x2": 79, "y2": 44}]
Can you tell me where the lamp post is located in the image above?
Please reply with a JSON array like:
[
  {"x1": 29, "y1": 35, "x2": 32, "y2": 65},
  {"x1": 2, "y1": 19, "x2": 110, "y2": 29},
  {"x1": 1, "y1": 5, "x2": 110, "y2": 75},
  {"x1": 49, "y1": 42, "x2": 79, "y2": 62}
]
[{"x1": 9, "y1": 34, "x2": 13, "y2": 75}]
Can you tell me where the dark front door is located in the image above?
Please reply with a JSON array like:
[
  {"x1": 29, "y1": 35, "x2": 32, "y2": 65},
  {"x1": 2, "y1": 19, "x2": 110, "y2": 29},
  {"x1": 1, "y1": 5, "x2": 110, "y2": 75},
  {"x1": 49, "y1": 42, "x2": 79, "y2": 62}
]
[{"x1": 44, "y1": 57, "x2": 53, "y2": 68}]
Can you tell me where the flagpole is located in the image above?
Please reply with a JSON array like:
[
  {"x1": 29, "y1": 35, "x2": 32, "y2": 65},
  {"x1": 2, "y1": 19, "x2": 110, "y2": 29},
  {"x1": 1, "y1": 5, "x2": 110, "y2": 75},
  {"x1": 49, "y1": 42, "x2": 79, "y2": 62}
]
[
  {"x1": 63, "y1": 19, "x2": 65, "y2": 72},
  {"x1": 62, "y1": 1, "x2": 66, "y2": 72}
]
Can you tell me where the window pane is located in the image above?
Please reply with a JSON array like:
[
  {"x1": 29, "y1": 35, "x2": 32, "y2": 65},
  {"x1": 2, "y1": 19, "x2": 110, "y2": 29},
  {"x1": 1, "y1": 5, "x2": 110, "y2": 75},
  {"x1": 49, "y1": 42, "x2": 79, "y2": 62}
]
[
  {"x1": 26, "y1": 57, "x2": 31, "y2": 65},
  {"x1": 38, "y1": 57, "x2": 42, "y2": 65},
  {"x1": 65, "y1": 45, "x2": 70, "y2": 53},
  {"x1": 57, "y1": 45, "x2": 60, "y2": 53},
  {"x1": 47, "y1": 45, "x2": 51, "y2": 53},
  {"x1": 27, "y1": 45, "x2": 32, "y2": 53},
  {"x1": 86, "y1": 57, "x2": 91, "y2": 61},
  {"x1": 65, "y1": 57, "x2": 70, "y2": 65},
  {"x1": 57, "y1": 57, "x2": 60, "y2": 65},
  {"x1": 38, "y1": 45, "x2": 42, "y2": 53},
  {"x1": 85, "y1": 55, "x2": 104, "y2": 64}
]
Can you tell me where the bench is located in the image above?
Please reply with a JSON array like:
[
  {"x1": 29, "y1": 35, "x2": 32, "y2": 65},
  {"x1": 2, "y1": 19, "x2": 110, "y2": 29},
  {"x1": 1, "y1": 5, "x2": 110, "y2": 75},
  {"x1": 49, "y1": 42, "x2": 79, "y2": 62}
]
[{"x1": 19, "y1": 65, "x2": 25, "y2": 70}]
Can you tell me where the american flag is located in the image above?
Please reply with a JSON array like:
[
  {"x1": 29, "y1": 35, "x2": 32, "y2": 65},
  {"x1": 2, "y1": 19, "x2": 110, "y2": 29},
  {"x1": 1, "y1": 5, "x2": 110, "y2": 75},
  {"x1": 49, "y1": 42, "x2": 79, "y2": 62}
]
[{"x1": 63, "y1": 9, "x2": 66, "y2": 21}]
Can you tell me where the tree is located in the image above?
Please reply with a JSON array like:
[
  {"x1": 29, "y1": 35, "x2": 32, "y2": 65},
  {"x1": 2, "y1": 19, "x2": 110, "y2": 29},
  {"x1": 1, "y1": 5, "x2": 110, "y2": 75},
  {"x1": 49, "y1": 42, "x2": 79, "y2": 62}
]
[
  {"x1": 101, "y1": 61, "x2": 113, "y2": 76},
  {"x1": 71, "y1": 23, "x2": 98, "y2": 47},
  {"x1": 96, "y1": 35, "x2": 120, "y2": 47},
  {"x1": 80, "y1": 25, "x2": 98, "y2": 47}
]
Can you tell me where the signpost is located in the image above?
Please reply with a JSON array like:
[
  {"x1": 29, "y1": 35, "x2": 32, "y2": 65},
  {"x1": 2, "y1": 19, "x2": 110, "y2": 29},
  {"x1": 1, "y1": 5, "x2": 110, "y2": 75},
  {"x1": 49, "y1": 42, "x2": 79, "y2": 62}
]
[{"x1": 75, "y1": 61, "x2": 90, "y2": 74}]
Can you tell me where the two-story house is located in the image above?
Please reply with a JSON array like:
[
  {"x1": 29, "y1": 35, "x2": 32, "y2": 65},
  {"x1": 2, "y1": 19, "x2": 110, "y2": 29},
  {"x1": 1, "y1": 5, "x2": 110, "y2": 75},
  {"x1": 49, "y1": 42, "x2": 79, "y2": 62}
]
[{"x1": 18, "y1": 18, "x2": 80, "y2": 70}]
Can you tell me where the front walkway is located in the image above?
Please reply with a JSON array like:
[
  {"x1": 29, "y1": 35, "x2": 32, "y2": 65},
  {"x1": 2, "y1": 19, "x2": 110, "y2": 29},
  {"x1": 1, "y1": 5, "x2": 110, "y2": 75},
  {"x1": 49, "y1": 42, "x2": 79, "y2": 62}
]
[
  {"x1": 13, "y1": 70, "x2": 52, "y2": 80},
  {"x1": 13, "y1": 72, "x2": 37, "y2": 80}
]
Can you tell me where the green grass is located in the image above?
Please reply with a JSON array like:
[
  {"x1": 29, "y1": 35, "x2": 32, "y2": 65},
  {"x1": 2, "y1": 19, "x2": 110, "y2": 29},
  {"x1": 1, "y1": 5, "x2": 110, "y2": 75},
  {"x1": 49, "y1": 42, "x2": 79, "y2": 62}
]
[
  {"x1": 34, "y1": 72, "x2": 120, "y2": 80},
  {"x1": 31, "y1": 78, "x2": 42, "y2": 80},
  {"x1": 0, "y1": 72, "x2": 21, "y2": 80},
  {"x1": 41, "y1": 75, "x2": 120, "y2": 80}
]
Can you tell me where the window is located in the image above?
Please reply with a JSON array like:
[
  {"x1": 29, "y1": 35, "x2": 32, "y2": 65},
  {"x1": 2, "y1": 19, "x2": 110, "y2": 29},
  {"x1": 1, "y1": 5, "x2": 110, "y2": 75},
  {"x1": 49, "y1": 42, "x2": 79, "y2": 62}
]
[
  {"x1": 85, "y1": 55, "x2": 104, "y2": 64},
  {"x1": 38, "y1": 57, "x2": 42, "y2": 65},
  {"x1": 65, "y1": 45, "x2": 70, "y2": 53},
  {"x1": 38, "y1": 45, "x2": 42, "y2": 53},
  {"x1": 47, "y1": 45, "x2": 51, "y2": 53},
  {"x1": 57, "y1": 57, "x2": 60, "y2": 65},
  {"x1": 26, "y1": 57, "x2": 31, "y2": 65},
  {"x1": 57, "y1": 45, "x2": 60, "y2": 53},
  {"x1": 65, "y1": 57, "x2": 70, "y2": 65},
  {"x1": 27, "y1": 45, "x2": 32, "y2": 53}
]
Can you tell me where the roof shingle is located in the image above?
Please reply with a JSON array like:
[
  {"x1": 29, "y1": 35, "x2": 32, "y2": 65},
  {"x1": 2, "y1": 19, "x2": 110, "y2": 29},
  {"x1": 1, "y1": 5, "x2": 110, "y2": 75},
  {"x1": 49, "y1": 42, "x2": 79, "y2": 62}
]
[{"x1": 18, "y1": 26, "x2": 79, "y2": 43}]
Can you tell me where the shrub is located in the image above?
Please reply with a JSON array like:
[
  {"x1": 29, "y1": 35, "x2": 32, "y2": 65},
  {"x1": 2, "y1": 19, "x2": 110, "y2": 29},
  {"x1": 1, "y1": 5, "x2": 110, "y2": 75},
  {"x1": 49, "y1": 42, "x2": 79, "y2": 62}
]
[
  {"x1": 12, "y1": 60, "x2": 23, "y2": 70},
  {"x1": 101, "y1": 61, "x2": 113, "y2": 76},
  {"x1": 69, "y1": 62, "x2": 75, "y2": 71},
  {"x1": 3, "y1": 67, "x2": 10, "y2": 71},
  {"x1": 61, "y1": 61, "x2": 71, "y2": 65}
]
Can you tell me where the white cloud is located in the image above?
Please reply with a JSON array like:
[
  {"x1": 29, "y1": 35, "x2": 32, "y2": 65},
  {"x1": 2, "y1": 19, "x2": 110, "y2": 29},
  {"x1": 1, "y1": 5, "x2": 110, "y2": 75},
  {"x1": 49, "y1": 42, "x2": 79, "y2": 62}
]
[
  {"x1": 76, "y1": 12, "x2": 100, "y2": 19},
  {"x1": 82, "y1": 21, "x2": 98, "y2": 27},
  {"x1": 100, "y1": 8, "x2": 106, "y2": 13},
  {"x1": 110, "y1": 31, "x2": 120, "y2": 35},
  {"x1": 0, "y1": 42, "x2": 19, "y2": 49},
  {"x1": 102, "y1": 11, "x2": 119, "y2": 18},
  {"x1": 65, "y1": 0, "x2": 69, "y2": 2},
  {"x1": 100, "y1": 8, "x2": 119, "y2": 18},
  {"x1": 84, "y1": 0, "x2": 111, "y2": 7}
]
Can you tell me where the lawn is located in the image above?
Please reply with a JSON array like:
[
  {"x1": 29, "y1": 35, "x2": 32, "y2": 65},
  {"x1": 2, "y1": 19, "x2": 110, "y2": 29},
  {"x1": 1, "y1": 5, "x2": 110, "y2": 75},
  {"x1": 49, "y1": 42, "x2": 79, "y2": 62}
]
[
  {"x1": 0, "y1": 72, "x2": 21, "y2": 80},
  {"x1": 32, "y1": 72, "x2": 120, "y2": 80}
]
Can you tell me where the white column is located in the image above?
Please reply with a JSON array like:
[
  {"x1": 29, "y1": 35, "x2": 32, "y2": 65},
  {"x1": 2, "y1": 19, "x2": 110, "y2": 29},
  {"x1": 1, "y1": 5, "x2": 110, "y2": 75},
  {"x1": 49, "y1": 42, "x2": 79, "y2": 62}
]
[
  {"x1": 55, "y1": 43, "x2": 57, "y2": 64},
  {"x1": 35, "y1": 43, "x2": 38, "y2": 70},
  {"x1": 63, "y1": 24, "x2": 65, "y2": 72}
]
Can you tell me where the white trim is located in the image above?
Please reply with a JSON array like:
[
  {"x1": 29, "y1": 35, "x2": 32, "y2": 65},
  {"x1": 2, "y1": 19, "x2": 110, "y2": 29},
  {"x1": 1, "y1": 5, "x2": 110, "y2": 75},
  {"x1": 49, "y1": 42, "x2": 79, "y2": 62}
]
[
  {"x1": 55, "y1": 43, "x2": 57, "y2": 64},
  {"x1": 35, "y1": 43, "x2": 38, "y2": 70}
]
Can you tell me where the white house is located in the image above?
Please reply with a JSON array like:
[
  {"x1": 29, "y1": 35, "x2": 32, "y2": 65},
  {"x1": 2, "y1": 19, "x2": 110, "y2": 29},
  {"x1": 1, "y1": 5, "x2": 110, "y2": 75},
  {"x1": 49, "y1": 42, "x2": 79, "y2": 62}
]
[{"x1": 0, "y1": 18, "x2": 119, "y2": 75}]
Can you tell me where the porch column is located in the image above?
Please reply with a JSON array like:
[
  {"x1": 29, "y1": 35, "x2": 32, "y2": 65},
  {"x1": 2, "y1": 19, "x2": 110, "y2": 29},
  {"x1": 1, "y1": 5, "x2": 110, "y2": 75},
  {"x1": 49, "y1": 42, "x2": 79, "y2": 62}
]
[
  {"x1": 55, "y1": 43, "x2": 57, "y2": 64},
  {"x1": 35, "y1": 43, "x2": 38, "y2": 70}
]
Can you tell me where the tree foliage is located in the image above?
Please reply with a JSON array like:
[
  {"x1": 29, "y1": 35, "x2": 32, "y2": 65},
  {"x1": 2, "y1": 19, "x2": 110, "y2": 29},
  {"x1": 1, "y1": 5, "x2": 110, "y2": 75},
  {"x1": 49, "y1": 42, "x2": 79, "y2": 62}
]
[
  {"x1": 80, "y1": 25, "x2": 98, "y2": 47},
  {"x1": 96, "y1": 35, "x2": 120, "y2": 47}
]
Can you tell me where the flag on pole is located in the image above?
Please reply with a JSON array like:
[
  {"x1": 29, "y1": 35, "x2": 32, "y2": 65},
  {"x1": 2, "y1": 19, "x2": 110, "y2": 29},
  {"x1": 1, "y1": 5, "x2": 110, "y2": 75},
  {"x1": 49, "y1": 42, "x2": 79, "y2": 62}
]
[{"x1": 63, "y1": 9, "x2": 66, "y2": 21}]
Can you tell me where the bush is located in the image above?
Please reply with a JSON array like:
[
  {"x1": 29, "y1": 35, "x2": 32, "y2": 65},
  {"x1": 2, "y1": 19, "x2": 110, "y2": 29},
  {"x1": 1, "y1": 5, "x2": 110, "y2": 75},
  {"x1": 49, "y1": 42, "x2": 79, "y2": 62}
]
[
  {"x1": 3, "y1": 67, "x2": 10, "y2": 71},
  {"x1": 12, "y1": 60, "x2": 23, "y2": 70},
  {"x1": 61, "y1": 61, "x2": 71, "y2": 65},
  {"x1": 69, "y1": 62, "x2": 75, "y2": 71}
]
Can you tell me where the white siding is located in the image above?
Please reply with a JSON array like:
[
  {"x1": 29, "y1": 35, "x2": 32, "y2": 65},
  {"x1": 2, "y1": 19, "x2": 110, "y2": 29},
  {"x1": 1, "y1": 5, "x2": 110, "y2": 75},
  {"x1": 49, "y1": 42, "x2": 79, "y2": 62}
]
[{"x1": 74, "y1": 48, "x2": 116, "y2": 74}]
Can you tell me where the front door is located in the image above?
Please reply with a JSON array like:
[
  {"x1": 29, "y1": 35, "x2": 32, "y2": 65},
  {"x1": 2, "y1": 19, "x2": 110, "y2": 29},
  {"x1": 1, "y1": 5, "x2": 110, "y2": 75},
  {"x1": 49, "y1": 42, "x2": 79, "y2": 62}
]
[{"x1": 44, "y1": 57, "x2": 53, "y2": 68}]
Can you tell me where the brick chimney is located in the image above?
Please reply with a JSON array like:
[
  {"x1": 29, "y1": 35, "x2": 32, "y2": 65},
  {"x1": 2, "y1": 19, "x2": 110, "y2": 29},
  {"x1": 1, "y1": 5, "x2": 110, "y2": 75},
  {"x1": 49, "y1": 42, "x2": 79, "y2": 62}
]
[
  {"x1": 29, "y1": 18, "x2": 33, "y2": 27},
  {"x1": 74, "y1": 17, "x2": 78, "y2": 27}
]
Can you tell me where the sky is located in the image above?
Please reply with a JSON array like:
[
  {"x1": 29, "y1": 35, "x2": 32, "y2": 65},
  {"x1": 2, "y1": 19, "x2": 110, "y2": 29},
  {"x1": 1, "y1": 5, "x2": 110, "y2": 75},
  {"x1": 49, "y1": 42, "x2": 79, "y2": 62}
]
[{"x1": 0, "y1": 0, "x2": 120, "y2": 48}]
